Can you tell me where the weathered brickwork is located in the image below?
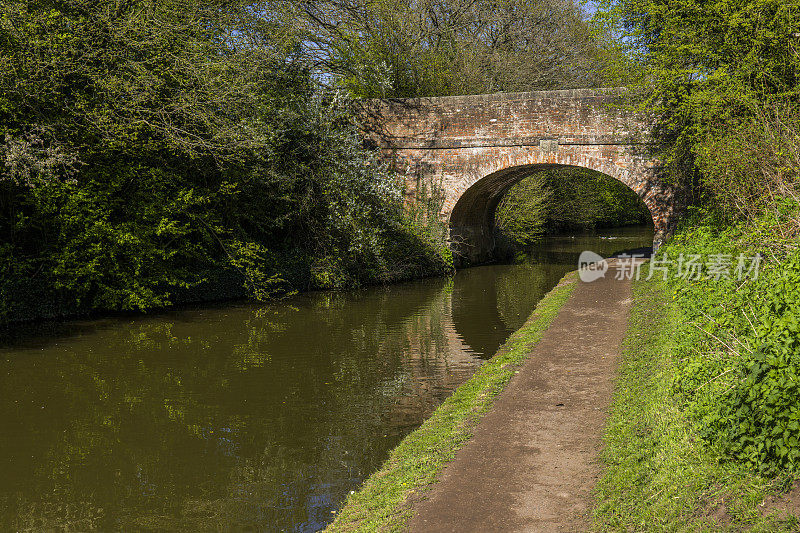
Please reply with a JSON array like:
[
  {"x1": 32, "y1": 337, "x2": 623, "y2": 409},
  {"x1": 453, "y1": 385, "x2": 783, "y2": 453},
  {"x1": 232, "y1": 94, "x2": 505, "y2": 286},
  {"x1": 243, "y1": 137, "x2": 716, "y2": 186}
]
[{"x1": 358, "y1": 88, "x2": 682, "y2": 264}]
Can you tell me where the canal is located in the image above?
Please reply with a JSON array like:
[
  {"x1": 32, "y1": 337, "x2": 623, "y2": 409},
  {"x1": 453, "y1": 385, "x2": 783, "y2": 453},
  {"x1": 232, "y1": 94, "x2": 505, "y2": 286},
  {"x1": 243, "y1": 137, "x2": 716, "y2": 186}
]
[{"x1": 0, "y1": 227, "x2": 652, "y2": 531}]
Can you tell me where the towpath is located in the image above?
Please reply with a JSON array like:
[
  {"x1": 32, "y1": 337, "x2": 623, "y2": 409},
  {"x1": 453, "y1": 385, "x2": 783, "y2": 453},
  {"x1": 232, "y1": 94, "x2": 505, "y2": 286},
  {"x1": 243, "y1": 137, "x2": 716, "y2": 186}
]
[{"x1": 409, "y1": 260, "x2": 638, "y2": 532}]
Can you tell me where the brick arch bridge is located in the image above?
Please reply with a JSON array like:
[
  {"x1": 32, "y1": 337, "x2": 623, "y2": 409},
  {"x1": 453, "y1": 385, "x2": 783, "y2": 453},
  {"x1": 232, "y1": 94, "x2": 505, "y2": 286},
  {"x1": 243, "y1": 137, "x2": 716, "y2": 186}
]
[{"x1": 359, "y1": 88, "x2": 683, "y2": 265}]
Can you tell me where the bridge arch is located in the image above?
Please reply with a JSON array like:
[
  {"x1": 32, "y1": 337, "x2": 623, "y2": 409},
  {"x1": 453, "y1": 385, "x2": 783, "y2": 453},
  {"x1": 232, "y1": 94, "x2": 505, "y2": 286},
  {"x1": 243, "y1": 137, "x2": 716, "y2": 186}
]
[
  {"x1": 358, "y1": 88, "x2": 684, "y2": 265},
  {"x1": 448, "y1": 155, "x2": 662, "y2": 264}
]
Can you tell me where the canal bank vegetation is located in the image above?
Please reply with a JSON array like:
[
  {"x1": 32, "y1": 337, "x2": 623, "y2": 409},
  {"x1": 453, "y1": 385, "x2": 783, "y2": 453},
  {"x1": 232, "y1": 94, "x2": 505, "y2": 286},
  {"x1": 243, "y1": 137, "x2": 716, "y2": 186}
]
[
  {"x1": 594, "y1": 0, "x2": 800, "y2": 526},
  {"x1": 326, "y1": 272, "x2": 577, "y2": 532},
  {"x1": 596, "y1": 167, "x2": 800, "y2": 529},
  {"x1": 0, "y1": 0, "x2": 453, "y2": 325},
  {"x1": 595, "y1": 271, "x2": 798, "y2": 531}
]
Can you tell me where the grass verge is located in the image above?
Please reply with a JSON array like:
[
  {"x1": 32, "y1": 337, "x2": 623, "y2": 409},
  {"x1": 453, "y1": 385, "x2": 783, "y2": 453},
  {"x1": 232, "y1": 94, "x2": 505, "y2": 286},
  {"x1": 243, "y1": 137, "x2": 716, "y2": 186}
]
[
  {"x1": 325, "y1": 271, "x2": 578, "y2": 532},
  {"x1": 593, "y1": 269, "x2": 799, "y2": 532}
]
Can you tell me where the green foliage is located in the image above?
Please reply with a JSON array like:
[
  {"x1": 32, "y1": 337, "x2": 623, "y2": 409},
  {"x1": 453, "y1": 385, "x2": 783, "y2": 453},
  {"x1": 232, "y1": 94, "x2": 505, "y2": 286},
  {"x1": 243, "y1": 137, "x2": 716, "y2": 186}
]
[
  {"x1": 695, "y1": 102, "x2": 800, "y2": 225},
  {"x1": 655, "y1": 207, "x2": 800, "y2": 476},
  {"x1": 299, "y1": 0, "x2": 611, "y2": 98},
  {"x1": 710, "y1": 250, "x2": 800, "y2": 473},
  {"x1": 594, "y1": 271, "x2": 797, "y2": 531},
  {"x1": 593, "y1": 0, "x2": 800, "y2": 496},
  {"x1": 494, "y1": 173, "x2": 552, "y2": 245},
  {"x1": 724, "y1": 340, "x2": 800, "y2": 473},
  {"x1": 495, "y1": 167, "x2": 652, "y2": 245},
  {"x1": 594, "y1": 0, "x2": 800, "y2": 194},
  {"x1": 544, "y1": 167, "x2": 652, "y2": 231},
  {"x1": 0, "y1": 0, "x2": 451, "y2": 323}
]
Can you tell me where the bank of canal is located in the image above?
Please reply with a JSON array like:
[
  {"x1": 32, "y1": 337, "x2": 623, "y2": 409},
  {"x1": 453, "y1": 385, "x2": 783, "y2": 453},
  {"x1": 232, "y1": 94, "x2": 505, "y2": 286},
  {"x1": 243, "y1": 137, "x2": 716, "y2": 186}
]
[{"x1": 0, "y1": 227, "x2": 651, "y2": 531}]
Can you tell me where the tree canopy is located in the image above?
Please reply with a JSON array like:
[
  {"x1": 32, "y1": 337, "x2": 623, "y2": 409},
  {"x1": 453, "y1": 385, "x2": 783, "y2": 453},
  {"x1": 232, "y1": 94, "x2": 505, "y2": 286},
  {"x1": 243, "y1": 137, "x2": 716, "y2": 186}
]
[
  {"x1": 594, "y1": 0, "x2": 799, "y2": 202},
  {"x1": 293, "y1": 0, "x2": 611, "y2": 96}
]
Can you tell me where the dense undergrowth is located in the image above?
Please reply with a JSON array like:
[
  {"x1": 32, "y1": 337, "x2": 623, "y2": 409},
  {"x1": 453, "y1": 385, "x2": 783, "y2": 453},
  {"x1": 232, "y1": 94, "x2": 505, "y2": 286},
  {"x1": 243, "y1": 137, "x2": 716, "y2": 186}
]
[
  {"x1": 591, "y1": 0, "x2": 800, "y2": 507},
  {"x1": 596, "y1": 100, "x2": 800, "y2": 527},
  {"x1": 658, "y1": 210, "x2": 800, "y2": 475},
  {"x1": 594, "y1": 268, "x2": 798, "y2": 531},
  {"x1": 0, "y1": 0, "x2": 451, "y2": 325},
  {"x1": 649, "y1": 97, "x2": 800, "y2": 479}
]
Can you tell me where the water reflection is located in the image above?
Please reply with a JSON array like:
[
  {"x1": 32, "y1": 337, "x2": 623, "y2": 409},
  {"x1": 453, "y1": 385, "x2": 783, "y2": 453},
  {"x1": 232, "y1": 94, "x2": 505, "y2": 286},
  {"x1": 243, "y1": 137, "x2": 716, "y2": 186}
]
[{"x1": 0, "y1": 226, "x2": 652, "y2": 531}]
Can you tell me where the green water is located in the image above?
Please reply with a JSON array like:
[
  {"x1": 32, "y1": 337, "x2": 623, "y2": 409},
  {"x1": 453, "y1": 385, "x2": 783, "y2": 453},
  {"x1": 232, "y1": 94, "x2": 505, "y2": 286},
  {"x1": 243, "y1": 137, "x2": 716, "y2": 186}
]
[{"x1": 0, "y1": 226, "x2": 652, "y2": 532}]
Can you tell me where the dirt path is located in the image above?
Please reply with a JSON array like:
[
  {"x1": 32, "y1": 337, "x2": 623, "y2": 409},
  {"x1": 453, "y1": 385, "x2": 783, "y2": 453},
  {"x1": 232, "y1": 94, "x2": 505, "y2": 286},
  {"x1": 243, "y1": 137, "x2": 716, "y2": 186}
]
[{"x1": 409, "y1": 261, "x2": 637, "y2": 533}]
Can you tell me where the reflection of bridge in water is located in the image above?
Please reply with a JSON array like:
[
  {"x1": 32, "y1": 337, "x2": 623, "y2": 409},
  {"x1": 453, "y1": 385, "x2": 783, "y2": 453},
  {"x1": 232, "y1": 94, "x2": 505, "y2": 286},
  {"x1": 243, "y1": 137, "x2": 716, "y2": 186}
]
[
  {"x1": 381, "y1": 227, "x2": 654, "y2": 434},
  {"x1": 379, "y1": 235, "x2": 606, "y2": 427}
]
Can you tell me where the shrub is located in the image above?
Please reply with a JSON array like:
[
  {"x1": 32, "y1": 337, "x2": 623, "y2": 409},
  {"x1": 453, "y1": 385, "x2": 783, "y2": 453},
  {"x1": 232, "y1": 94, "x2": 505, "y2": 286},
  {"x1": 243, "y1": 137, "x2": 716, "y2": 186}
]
[
  {"x1": 659, "y1": 207, "x2": 800, "y2": 475},
  {"x1": 0, "y1": 0, "x2": 451, "y2": 324}
]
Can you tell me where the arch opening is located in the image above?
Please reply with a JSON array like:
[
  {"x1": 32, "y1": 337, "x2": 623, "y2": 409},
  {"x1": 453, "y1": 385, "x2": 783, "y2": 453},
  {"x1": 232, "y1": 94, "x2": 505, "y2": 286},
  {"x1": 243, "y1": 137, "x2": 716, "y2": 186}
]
[{"x1": 448, "y1": 164, "x2": 657, "y2": 266}]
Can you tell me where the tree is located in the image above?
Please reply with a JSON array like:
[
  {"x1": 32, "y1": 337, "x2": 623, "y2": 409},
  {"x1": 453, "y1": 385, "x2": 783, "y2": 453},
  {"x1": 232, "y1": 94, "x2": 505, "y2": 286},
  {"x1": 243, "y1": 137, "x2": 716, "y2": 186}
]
[
  {"x1": 293, "y1": 0, "x2": 611, "y2": 97},
  {"x1": 495, "y1": 168, "x2": 652, "y2": 245},
  {"x1": 0, "y1": 0, "x2": 450, "y2": 323},
  {"x1": 494, "y1": 173, "x2": 552, "y2": 245},
  {"x1": 594, "y1": 0, "x2": 799, "y2": 200}
]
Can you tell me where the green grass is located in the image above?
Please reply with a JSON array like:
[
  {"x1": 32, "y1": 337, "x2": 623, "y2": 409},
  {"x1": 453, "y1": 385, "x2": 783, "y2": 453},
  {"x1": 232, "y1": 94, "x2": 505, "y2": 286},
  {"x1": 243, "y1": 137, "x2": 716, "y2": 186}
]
[
  {"x1": 593, "y1": 270, "x2": 799, "y2": 532},
  {"x1": 325, "y1": 271, "x2": 578, "y2": 532}
]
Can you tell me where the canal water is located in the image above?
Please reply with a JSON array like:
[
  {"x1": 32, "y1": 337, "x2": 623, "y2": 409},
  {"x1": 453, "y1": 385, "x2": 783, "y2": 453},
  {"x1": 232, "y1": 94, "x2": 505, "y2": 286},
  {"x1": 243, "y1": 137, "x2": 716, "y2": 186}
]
[{"x1": 0, "y1": 226, "x2": 652, "y2": 532}]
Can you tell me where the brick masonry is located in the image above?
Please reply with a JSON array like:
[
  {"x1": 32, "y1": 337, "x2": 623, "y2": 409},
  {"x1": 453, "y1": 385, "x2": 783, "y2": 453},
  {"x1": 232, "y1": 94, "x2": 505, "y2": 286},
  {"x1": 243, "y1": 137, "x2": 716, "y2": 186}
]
[{"x1": 357, "y1": 88, "x2": 683, "y2": 264}]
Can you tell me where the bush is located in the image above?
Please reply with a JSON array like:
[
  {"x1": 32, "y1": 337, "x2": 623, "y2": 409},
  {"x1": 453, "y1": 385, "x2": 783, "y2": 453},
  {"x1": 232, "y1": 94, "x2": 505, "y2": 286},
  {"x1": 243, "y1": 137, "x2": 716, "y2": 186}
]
[
  {"x1": 696, "y1": 102, "x2": 800, "y2": 230},
  {"x1": 651, "y1": 106, "x2": 800, "y2": 475},
  {"x1": 716, "y1": 250, "x2": 800, "y2": 473},
  {"x1": 658, "y1": 206, "x2": 800, "y2": 475},
  {"x1": 0, "y1": 0, "x2": 451, "y2": 324}
]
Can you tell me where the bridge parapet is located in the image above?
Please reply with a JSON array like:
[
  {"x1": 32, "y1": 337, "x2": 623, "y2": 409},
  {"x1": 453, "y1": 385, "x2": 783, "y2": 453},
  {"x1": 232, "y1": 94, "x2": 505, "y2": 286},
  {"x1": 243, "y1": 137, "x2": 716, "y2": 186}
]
[{"x1": 360, "y1": 88, "x2": 649, "y2": 148}]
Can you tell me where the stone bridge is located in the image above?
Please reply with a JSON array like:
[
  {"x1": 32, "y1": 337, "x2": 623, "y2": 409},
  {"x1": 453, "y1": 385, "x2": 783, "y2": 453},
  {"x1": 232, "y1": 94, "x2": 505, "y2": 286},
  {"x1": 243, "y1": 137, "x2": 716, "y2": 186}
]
[{"x1": 358, "y1": 88, "x2": 683, "y2": 265}]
